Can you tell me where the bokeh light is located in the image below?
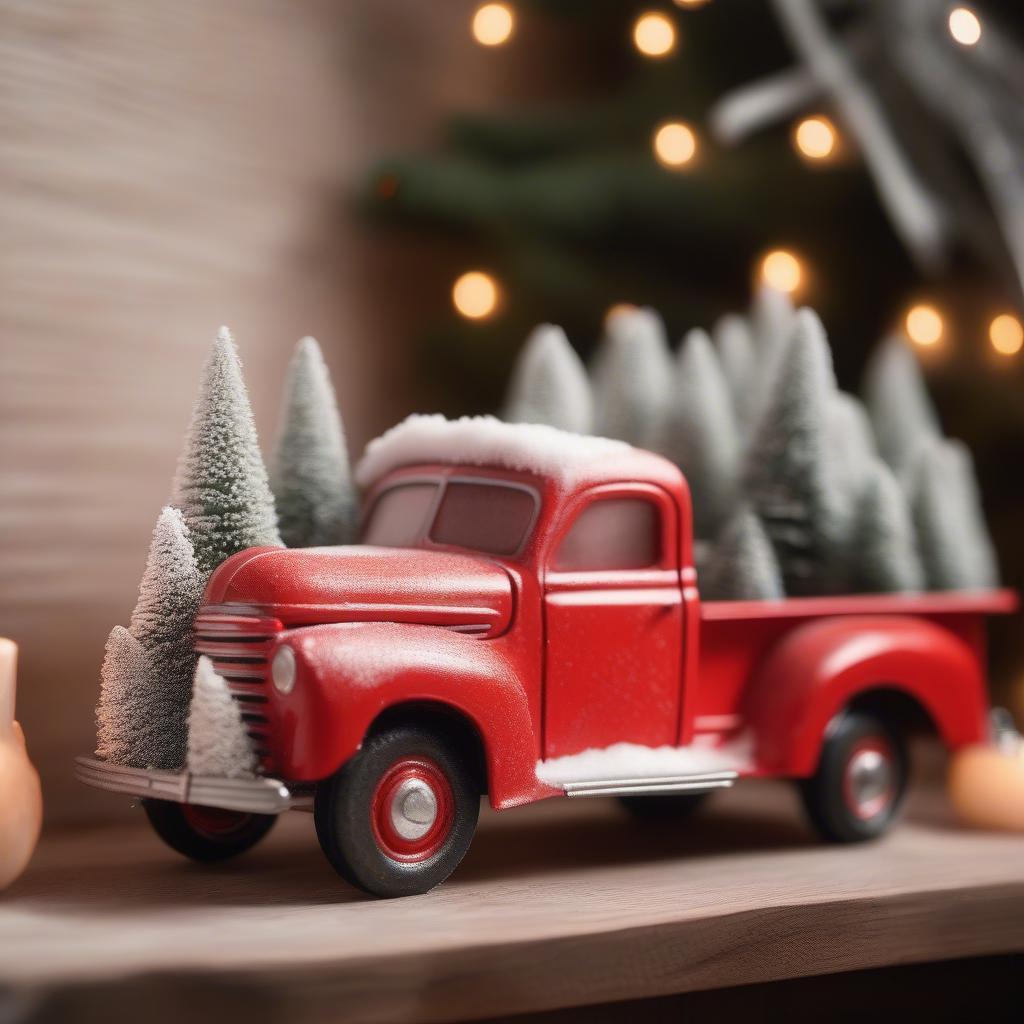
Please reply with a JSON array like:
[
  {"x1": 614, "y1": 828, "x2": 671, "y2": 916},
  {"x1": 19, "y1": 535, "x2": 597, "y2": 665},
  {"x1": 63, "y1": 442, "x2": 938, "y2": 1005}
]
[
  {"x1": 472, "y1": 3, "x2": 515, "y2": 47},
  {"x1": 653, "y1": 122, "x2": 697, "y2": 168},
  {"x1": 794, "y1": 116, "x2": 837, "y2": 161},
  {"x1": 760, "y1": 250, "x2": 803, "y2": 294},
  {"x1": 948, "y1": 7, "x2": 982, "y2": 46},
  {"x1": 990, "y1": 314, "x2": 1023, "y2": 356},
  {"x1": 633, "y1": 12, "x2": 677, "y2": 58},
  {"x1": 905, "y1": 304, "x2": 944, "y2": 347},
  {"x1": 452, "y1": 271, "x2": 500, "y2": 319}
]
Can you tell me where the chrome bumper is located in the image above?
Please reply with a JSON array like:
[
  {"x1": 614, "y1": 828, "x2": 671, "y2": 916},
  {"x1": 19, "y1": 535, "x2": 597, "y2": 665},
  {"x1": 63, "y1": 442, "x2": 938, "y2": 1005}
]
[{"x1": 74, "y1": 756, "x2": 312, "y2": 815}]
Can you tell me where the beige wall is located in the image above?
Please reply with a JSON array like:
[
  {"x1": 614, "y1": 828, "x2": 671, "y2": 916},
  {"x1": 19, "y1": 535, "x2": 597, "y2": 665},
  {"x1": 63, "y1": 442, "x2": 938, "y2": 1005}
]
[{"x1": 0, "y1": 0, "x2": 516, "y2": 822}]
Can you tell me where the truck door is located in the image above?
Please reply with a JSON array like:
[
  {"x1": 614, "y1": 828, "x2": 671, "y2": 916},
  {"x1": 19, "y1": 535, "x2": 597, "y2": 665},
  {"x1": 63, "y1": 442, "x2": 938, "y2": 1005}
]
[{"x1": 542, "y1": 484, "x2": 683, "y2": 758}]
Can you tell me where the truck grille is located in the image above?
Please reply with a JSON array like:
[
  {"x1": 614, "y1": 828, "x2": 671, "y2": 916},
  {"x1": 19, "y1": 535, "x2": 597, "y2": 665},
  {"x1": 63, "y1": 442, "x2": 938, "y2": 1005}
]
[{"x1": 193, "y1": 610, "x2": 284, "y2": 772}]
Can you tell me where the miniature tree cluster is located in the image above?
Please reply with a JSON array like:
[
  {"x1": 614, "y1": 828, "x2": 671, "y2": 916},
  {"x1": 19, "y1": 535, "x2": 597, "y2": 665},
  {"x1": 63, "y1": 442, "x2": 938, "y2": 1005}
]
[
  {"x1": 96, "y1": 329, "x2": 356, "y2": 771},
  {"x1": 502, "y1": 292, "x2": 998, "y2": 601}
]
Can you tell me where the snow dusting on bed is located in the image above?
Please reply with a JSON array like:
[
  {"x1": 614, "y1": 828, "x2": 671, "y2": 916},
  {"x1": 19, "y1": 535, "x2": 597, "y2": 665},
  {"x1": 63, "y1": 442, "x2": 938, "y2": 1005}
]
[
  {"x1": 536, "y1": 734, "x2": 753, "y2": 786},
  {"x1": 356, "y1": 414, "x2": 632, "y2": 489}
]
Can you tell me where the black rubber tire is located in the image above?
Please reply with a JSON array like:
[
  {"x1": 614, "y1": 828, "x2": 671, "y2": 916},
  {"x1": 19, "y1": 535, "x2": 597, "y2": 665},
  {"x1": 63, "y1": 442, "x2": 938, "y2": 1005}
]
[
  {"x1": 619, "y1": 792, "x2": 710, "y2": 821},
  {"x1": 142, "y1": 799, "x2": 277, "y2": 862},
  {"x1": 314, "y1": 724, "x2": 480, "y2": 898},
  {"x1": 798, "y1": 711, "x2": 908, "y2": 844}
]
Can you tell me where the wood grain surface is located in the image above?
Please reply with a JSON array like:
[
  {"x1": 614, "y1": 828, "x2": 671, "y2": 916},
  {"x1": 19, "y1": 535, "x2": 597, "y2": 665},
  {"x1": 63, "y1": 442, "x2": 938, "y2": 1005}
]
[{"x1": 3, "y1": 774, "x2": 1023, "y2": 1023}]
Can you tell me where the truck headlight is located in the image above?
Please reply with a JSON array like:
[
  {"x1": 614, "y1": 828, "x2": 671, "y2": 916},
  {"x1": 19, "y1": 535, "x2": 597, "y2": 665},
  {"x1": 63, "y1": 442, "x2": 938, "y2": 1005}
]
[{"x1": 271, "y1": 646, "x2": 297, "y2": 694}]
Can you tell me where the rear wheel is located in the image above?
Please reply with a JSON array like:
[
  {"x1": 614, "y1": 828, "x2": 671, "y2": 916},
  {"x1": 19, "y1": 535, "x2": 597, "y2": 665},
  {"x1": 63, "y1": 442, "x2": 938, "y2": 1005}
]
[
  {"x1": 314, "y1": 724, "x2": 480, "y2": 898},
  {"x1": 798, "y1": 711, "x2": 908, "y2": 843},
  {"x1": 619, "y1": 792, "x2": 709, "y2": 821},
  {"x1": 142, "y1": 799, "x2": 277, "y2": 862}
]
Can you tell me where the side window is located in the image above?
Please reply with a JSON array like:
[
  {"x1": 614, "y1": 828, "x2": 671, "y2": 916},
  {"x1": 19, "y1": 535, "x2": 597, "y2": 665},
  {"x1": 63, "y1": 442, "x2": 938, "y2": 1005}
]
[{"x1": 553, "y1": 498, "x2": 660, "y2": 572}]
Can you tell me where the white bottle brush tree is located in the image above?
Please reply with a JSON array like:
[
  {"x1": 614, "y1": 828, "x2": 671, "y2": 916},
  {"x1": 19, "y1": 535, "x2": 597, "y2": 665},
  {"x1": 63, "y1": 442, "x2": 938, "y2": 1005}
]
[
  {"x1": 96, "y1": 327, "x2": 281, "y2": 770},
  {"x1": 187, "y1": 657, "x2": 256, "y2": 779},
  {"x1": 271, "y1": 336, "x2": 357, "y2": 548},
  {"x1": 504, "y1": 324, "x2": 593, "y2": 435}
]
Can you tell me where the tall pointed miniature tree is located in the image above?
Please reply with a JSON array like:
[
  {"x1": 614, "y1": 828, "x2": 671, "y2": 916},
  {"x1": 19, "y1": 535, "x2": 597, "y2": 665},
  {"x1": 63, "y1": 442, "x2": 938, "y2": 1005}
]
[
  {"x1": 743, "y1": 309, "x2": 848, "y2": 595},
  {"x1": 862, "y1": 335, "x2": 942, "y2": 474},
  {"x1": 271, "y1": 336, "x2": 357, "y2": 548},
  {"x1": 187, "y1": 657, "x2": 256, "y2": 779},
  {"x1": 172, "y1": 326, "x2": 281, "y2": 574},
  {"x1": 95, "y1": 626, "x2": 153, "y2": 767},
  {"x1": 911, "y1": 439, "x2": 999, "y2": 591},
  {"x1": 750, "y1": 286, "x2": 795, "y2": 372},
  {"x1": 712, "y1": 314, "x2": 757, "y2": 430},
  {"x1": 827, "y1": 391, "x2": 877, "y2": 535},
  {"x1": 850, "y1": 460, "x2": 924, "y2": 593},
  {"x1": 591, "y1": 306, "x2": 672, "y2": 450},
  {"x1": 127, "y1": 506, "x2": 206, "y2": 769},
  {"x1": 701, "y1": 508, "x2": 784, "y2": 602},
  {"x1": 662, "y1": 328, "x2": 741, "y2": 540},
  {"x1": 504, "y1": 324, "x2": 593, "y2": 434}
]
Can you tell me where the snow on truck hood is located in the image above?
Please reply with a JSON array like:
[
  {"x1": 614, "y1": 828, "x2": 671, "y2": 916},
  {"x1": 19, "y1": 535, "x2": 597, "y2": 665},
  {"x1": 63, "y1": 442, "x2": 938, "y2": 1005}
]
[
  {"x1": 355, "y1": 414, "x2": 640, "y2": 489},
  {"x1": 203, "y1": 544, "x2": 514, "y2": 636}
]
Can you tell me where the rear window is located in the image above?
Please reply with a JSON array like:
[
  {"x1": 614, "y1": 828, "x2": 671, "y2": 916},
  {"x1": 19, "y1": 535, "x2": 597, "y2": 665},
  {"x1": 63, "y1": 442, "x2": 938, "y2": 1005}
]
[
  {"x1": 430, "y1": 482, "x2": 537, "y2": 555},
  {"x1": 362, "y1": 483, "x2": 439, "y2": 546}
]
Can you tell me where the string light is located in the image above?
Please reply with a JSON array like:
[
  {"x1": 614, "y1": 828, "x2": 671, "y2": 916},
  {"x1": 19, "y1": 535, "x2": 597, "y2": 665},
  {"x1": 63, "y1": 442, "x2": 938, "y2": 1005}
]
[
  {"x1": 633, "y1": 12, "x2": 677, "y2": 58},
  {"x1": 793, "y1": 116, "x2": 837, "y2": 161},
  {"x1": 760, "y1": 250, "x2": 803, "y2": 294},
  {"x1": 653, "y1": 121, "x2": 697, "y2": 168},
  {"x1": 989, "y1": 314, "x2": 1023, "y2": 356},
  {"x1": 905, "y1": 304, "x2": 944, "y2": 347},
  {"x1": 472, "y1": 3, "x2": 515, "y2": 47},
  {"x1": 605, "y1": 302, "x2": 637, "y2": 326},
  {"x1": 948, "y1": 7, "x2": 982, "y2": 47},
  {"x1": 452, "y1": 271, "x2": 500, "y2": 320}
]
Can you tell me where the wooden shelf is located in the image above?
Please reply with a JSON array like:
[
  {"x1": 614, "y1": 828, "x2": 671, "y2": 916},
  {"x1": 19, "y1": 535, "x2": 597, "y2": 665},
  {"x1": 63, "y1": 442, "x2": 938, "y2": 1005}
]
[{"x1": 4, "y1": 767, "x2": 1024, "y2": 1023}]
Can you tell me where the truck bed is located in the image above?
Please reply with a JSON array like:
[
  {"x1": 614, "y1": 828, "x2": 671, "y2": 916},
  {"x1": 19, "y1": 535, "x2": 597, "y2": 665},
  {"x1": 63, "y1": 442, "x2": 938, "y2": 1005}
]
[{"x1": 692, "y1": 589, "x2": 1017, "y2": 749}]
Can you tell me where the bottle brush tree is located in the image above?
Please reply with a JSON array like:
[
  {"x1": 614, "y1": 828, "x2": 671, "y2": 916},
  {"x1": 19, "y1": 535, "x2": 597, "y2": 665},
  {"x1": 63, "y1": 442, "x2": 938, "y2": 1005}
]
[
  {"x1": 271, "y1": 336, "x2": 357, "y2": 548},
  {"x1": 850, "y1": 459, "x2": 924, "y2": 594},
  {"x1": 743, "y1": 308, "x2": 849, "y2": 596},
  {"x1": 712, "y1": 313, "x2": 757, "y2": 432},
  {"x1": 504, "y1": 324, "x2": 593, "y2": 434},
  {"x1": 591, "y1": 306, "x2": 672, "y2": 450},
  {"x1": 662, "y1": 328, "x2": 741, "y2": 540},
  {"x1": 186, "y1": 657, "x2": 256, "y2": 779},
  {"x1": 173, "y1": 326, "x2": 281, "y2": 574},
  {"x1": 95, "y1": 626, "x2": 153, "y2": 768},
  {"x1": 701, "y1": 507, "x2": 784, "y2": 602}
]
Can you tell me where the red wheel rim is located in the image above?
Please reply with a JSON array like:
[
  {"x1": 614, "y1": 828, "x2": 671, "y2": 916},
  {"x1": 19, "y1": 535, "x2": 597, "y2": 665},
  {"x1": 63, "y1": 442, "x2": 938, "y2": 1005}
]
[
  {"x1": 370, "y1": 756, "x2": 455, "y2": 863},
  {"x1": 182, "y1": 804, "x2": 253, "y2": 838},
  {"x1": 842, "y1": 737, "x2": 896, "y2": 821}
]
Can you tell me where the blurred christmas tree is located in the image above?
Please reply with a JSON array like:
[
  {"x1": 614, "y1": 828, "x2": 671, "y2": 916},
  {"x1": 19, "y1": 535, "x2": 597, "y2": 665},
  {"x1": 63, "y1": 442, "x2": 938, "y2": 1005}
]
[{"x1": 362, "y1": 0, "x2": 1024, "y2": 703}]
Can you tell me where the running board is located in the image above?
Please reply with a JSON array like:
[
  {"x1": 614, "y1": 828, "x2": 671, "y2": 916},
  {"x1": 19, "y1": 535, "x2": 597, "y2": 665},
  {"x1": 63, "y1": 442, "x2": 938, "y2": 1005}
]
[{"x1": 560, "y1": 770, "x2": 737, "y2": 799}]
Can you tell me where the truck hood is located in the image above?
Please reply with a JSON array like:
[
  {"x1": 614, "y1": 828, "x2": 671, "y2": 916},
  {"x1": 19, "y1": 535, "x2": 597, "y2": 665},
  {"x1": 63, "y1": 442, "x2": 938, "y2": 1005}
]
[{"x1": 203, "y1": 545, "x2": 515, "y2": 637}]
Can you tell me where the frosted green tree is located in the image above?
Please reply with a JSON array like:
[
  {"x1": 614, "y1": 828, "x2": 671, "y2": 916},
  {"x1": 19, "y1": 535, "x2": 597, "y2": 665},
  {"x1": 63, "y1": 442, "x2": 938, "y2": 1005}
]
[
  {"x1": 911, "y1": 439, "x2": 998, "y2": 591},
  {"x1": 662, "y1": 328, "x2": 741, "y2": 540},
  {"x1": 271, "y1": 336, "x2": 356, "y2": 548},
  {"x1": 850, "y1": 460, "x2": 924, "y2": 593},
  {"x1": 743, "y1": 309, "x2": 847, "y2": 596},
  {"x1": 127, "y1": 506, "x2": 206, "y2": 769},
  {"x1": 187, "y1": 657, "x2": 256, "y2": 779},
  {"x1": 712, "y1": 313, "x2": 756, "y2": 429},
  {"x1": 591, "y1": 306, "x2": 672, "y2": 450},
  {"x1": 173, "y1": 326, "x2": 281, "y2": 573},
  {"x1": 701, "y1": 508, "x2": 784, "y2": 602},
  {"x1": 862, "y1": 335, "x2": 941, "y2": 474},
  {"x1": 95, "y1": 626, "x2": 153, "y2": 767},
  {"x1": 504, "y1": 324, "x2": 593, "y2": 434}
]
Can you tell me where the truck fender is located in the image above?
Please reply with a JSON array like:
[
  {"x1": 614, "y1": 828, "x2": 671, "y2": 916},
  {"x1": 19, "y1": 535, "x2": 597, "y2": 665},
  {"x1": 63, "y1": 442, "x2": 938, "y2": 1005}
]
[
  {"x1": 743, "y1": 615, "x2": 988, "y2": 777},
  {"x1": 278, "y1": 622, "x2": 547, "y2": 808}
]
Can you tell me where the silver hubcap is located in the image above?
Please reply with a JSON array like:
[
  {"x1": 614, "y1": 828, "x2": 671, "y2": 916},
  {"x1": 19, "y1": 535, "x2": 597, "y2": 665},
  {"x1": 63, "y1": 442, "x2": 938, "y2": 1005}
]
[
  {"x1": 390, "y1": 778, "x2": 439, "y2": 840},
  {"x1": 846, "y1": 748, "x2": 892, "y2": 818}
]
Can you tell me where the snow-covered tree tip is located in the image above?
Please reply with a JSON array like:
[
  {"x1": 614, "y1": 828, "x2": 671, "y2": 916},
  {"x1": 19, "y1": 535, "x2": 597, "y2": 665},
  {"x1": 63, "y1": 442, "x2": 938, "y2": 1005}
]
[
  {"x1": 504, "y1": 324, "x2": 594, "y2": 435},
  {"x1": 95, "y1": 626, "x2": 153, "y2": 766},
  {"x1": 591, "y1": 306, "x2": 672, "y2": 450},
  {"x1": 187, "y1": 657, "x2": 257, "y2": 779},
  {"x1": 271, "y1": 336, "x2": 356, "y2": 548},
  {"x1": 172, "y1": 325, "x2": 281, "y2": 573}
]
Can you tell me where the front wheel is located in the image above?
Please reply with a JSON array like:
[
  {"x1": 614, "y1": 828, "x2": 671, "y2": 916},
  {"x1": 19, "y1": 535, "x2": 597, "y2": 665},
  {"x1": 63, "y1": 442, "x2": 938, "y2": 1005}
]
[
  {"x1": 142, "y1": 799, "x2": 277, "y2": 862},
  {"x1": 314, "y1": 724, "x2": 480, "y2": 898},
  {"x1": 798, "y1": 711, "x2": 908, "y2": 843}
]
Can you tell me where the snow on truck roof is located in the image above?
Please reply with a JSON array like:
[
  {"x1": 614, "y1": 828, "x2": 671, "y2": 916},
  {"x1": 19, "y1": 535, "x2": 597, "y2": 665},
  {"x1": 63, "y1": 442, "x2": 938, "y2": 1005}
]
[{"x1": 356, "y1": 414, "x2": 678, "y2": 491}]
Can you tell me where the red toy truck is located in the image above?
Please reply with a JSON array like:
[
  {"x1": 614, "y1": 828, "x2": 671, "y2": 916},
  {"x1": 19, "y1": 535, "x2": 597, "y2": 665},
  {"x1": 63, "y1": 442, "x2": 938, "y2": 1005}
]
[{"x1": 78, "y1": 418, "x2": 1017, "y2": 897}]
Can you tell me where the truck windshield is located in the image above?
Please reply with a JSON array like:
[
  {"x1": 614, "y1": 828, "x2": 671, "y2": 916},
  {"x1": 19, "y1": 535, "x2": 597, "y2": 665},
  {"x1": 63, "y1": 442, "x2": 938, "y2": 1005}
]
[{"x1": 363, "y1": 479, "x2": 537, "y2": 556}]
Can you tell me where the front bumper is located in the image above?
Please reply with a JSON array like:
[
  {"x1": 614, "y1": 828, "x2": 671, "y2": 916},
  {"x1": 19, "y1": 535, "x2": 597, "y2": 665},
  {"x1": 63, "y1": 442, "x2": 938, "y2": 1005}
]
[{"x1": 74, "y1": 756, "x2": 312, "y2": 815}]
